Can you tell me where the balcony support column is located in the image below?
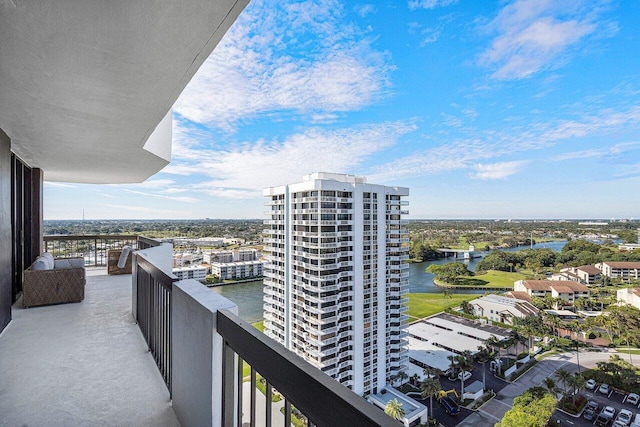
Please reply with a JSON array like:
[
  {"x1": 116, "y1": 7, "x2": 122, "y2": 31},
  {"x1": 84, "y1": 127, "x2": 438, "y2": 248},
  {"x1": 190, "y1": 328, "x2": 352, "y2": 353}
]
[{"x1": 171, "y1": 279, "x2": 238, "y2": 427}]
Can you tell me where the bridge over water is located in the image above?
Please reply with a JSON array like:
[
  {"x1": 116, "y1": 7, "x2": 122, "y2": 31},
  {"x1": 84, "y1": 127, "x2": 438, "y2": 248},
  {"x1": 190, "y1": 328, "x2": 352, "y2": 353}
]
[{"x1": 436, "y1": 245, "x2": 481, "y2": 260}]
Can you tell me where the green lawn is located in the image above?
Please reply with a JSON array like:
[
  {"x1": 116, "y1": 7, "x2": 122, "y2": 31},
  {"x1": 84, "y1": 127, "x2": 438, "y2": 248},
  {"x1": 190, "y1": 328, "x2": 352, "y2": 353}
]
[
  {"x1": 447, "y1": 269, "x2": 528, "y2": 289},
  {"x1": 253, "y1": 320, "x2": 264, "y2": 332},
  {"x1": 406, "y1": 293, "x2": 476, "y2": 319},
  {"x1": 243, "y1": 321, "x2": 265, "y2": 378}
]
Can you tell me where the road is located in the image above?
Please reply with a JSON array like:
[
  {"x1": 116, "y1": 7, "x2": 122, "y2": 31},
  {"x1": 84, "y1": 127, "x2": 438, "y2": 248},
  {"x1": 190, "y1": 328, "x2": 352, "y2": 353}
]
[{"x1": 456, "y1": 349, "x2": 619, "y2": 427}]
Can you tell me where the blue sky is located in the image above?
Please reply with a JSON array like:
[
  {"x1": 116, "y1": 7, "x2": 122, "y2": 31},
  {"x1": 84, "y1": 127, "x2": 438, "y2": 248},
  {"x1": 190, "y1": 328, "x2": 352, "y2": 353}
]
[{"x1": 45, "y1": 0, "x2": 640, "y2": 220}]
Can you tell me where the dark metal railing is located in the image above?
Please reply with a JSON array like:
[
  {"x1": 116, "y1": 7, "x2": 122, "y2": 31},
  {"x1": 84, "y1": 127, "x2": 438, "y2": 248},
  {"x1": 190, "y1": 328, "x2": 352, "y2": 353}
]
[
  {"x1": 217, "y1": 309, "x2": 397, "y2": 427},
  {"x1": 137, "y1": 236, "x2": 162, "y2": 250},
  {"x1": 43, "y1": 235, "x2": 162, "y2": 266},
  {"x1": 135, "y1": 254, "x2": 177, "y2": 395}
]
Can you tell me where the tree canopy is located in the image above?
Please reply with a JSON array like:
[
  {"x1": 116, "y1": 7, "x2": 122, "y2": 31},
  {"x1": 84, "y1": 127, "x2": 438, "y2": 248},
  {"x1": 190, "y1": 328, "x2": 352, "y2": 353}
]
[
  {"x1": 497, "y1": 388, "x2": 556, "y2": 427},
  {"x1": 426, "y1": 262, "x2": 472, "y2": 284}
]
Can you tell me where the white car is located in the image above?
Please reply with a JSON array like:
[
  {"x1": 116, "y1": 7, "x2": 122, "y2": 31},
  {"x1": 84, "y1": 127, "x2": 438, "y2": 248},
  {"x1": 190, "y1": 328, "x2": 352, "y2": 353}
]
[
  {"x1": 627, "y1": 393, "x2": 640, "y2": 406},
  {"x1": 618, "y1": 409, "x2": 634, "y2": 425},
  {"x1": 586, "y1": 378, "x2": 597, "y2": 390},
  {"x1": 602, "y1": 406, "x2": 617, "y2": 419},
  {"x1": 458, "y1": 370, "x2": 472, "y2": 381},
  {"x1": 599, "y1": 383, "x2": 611, "y2": 395}
]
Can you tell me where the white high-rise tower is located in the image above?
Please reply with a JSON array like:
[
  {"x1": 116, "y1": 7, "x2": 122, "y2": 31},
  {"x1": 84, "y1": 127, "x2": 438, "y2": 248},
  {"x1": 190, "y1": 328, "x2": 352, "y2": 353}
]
[{"x1": 263, "y1": 173, "x2": 409, "y2": 395}]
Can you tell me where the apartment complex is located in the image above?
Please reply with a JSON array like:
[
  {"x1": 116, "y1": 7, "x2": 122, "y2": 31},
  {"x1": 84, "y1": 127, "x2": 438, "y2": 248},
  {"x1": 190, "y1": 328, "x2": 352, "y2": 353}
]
[
  {"x1": 514, "y1": 279, "x2": 590, "y2": 306},
  {"x1": 205, "y1": 249, "x2": 264, "y2": 281},
  {"x1": 210, "y1": 261, "x2": 263, "y2": 281},
  {"x1": 470, "y1": 294, "x2": 539, "y2": 325},
  {"x1": 617, "y1": 287, "x2": 640, "y2": 310},
  {"x1": 596, "y1": 261, "x2": 640, "y2": 282},
  {"x1": 553, "y1": 265, "x2": 602, "y2": 285},
  {"x1": 172, "y1": 265, "x2": 208, "y2": 283},
  {"x1": 262, "y1": 173, "x2": 410, "y2": 395},
  {"x1": 203, "y1": 249, "x2": 260, "y2": 264}
]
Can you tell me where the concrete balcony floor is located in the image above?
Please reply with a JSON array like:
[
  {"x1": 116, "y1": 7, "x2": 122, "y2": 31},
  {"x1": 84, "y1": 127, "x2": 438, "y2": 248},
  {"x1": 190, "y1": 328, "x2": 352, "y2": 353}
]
[{"x1": 0, "y1": 269, "x2": 179, "y2": 427}]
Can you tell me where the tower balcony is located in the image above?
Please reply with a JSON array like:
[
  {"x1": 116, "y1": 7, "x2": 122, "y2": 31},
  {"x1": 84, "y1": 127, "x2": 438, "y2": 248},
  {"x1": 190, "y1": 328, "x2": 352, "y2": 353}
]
[{"x1": 0, "y1": 242, "x2": 396, "y2": 427}]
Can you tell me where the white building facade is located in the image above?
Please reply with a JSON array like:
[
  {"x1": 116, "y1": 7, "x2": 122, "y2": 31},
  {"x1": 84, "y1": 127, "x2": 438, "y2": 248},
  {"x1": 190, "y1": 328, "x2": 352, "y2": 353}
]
[
  {"x1": 172, "y1": 265, "x2": 208, "y2": 283},
  {"x1": 210, "y1": 260, "x2": 263, "y2": 280},
  {"x1": 262, "y1": 173, "x2": 410, "y2": 395},
  {"x1": 470, "y1": 294, "x2": 538, "y2": 325}
]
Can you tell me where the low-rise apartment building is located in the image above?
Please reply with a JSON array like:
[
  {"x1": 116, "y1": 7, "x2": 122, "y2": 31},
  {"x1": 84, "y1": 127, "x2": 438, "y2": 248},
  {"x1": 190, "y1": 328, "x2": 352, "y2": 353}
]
[
  {"x1": 470, "y1": 294, "x2": 539, "y2": 325},
  {"x1": 596, "y1": 261, "x2": 640, "y2": 282},
  {"x1": 203, "y1": 248, "x2": 261, "y2": 264},
  {"x1": 514, "y1": 279, "x2": 590, "y2": 306},
  {"x1": 210, "y1": 260, "x2": 263, "y2": 280},
  {"x1": 617, "y1": 287, "x2": 640, "y2": 310},
  {"x1": 172, "y1": 265, "x2": 208, "y2": 283},
  {"x1": 553, "y1": 265, "x2": 601, "y2": 285}
]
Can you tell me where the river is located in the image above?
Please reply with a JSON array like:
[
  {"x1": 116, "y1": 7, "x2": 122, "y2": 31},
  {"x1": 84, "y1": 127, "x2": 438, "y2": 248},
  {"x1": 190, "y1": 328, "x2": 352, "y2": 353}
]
[{"x1": 212, "y1": 240, "x2": 568, "y2": 323}]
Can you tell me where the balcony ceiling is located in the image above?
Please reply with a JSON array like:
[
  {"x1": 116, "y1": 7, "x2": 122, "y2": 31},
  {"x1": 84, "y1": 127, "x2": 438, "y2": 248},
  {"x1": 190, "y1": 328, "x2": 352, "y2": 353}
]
[{"x1": 0, "y1": 0, "x2": 248, "y2": 183}]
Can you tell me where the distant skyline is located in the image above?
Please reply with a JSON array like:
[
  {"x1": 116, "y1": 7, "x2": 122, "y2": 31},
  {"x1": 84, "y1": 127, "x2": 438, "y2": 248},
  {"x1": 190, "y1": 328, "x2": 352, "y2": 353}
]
[{"x1": 45, "y1": 0, "x2": 640, "y2": 220}]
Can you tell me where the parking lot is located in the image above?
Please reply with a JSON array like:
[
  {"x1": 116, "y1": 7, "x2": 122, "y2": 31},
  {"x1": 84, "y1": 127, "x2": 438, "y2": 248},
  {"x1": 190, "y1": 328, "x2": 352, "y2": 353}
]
[
  {"x1": 551, "y1": 382, "x2": 640, "y2": 426},
  {"x1": 412, "y1": 358, "x2": 511, "y2": 427}
]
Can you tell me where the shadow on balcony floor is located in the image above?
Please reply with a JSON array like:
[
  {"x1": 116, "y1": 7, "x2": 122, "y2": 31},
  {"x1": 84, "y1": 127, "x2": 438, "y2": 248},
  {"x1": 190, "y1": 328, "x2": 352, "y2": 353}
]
[{"x1": 0, "y1": 268, "x2": 179, "y2": 427}]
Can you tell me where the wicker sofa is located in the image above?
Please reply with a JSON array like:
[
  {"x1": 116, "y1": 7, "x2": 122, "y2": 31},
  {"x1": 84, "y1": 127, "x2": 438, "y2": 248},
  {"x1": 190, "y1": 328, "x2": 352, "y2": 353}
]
[{"x1": 23, "y1": 253, "x2": 86, "y2": 308}]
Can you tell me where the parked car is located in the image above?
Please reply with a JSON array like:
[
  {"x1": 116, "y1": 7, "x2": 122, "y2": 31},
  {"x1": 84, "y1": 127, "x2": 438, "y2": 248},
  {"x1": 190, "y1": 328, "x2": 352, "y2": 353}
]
[
  {"x1": 614, "y1": 421, "x2": 629, "y2": 427},
  {"x1": 588, "y1": 400, "x2": 600, "y2": 412},
  {"x1": 584, "y1": 408, "x2": 596, "y2": 421},
  {"x1": 586, "y1": 378, "x2": 598, "y2": 389},
  {"x1": 600, "y1": 383, "x2": 611, "y2": 395},
  {"x1": 595, "y1": 415, "x2": 613, "y2": 427},
  {"x1": 602, "y1": 406, "x2": 617, "y2": 419},
  {"x1": 458, "y1": 370, "x2": 472, "y2": 381},
  {"x1": 627, "y1": 393, "x2": 640, "y2": 406},
  {"x1": 617, "y1": 409, "x2": 633, "y2": 425}
]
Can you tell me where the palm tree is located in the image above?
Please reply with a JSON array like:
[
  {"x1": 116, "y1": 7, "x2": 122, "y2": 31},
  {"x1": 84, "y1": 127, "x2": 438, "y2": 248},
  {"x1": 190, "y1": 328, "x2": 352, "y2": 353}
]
[
  {"x1": 484, "y1": 335, "x2": 502, "y2": 375},
  {"x1": 543, "y1": 313, "x2": 562, "y2": 340},
  {"x1": 420, "y1": 377, "x2": 441, "y2": 422},
  {"x1": 567, "y1": 374, "x2": 586, "y2": 405},
  {"x1": 410, "y1": 373, "x2": 419, "y2": 387},
  {"x1": 389, "y1": 373, "x2": 398, "y2": 386},
  {"x1": 509, "y1": 329, "x2": 527, "y2": 354},
  {"x1": 447, "y1": 354, "x2": 458, "y2": 379},
  {"x1": 543, "y1": 377, "x2": 557, "y2": 396},
  {"x1": 555, "y1": 368, "x2": 572, "y2": 398},
  {"x1": 423, "y1": 367, "x2": 442, "y2": 380},
  {"x1": 476, "y1": 345, "x2": 493, "y2": 391},
  {"x1": 398, "y1": 370, "x2": 409, "y2": 386},
  {"x1": 460, "y1": 300, "x2": 474, "y2": 315},
  {"x1": 457, "y1": 353, "x2": 473, "y2": 396},
  {"x1": 384, "y1": 398, "x2": 405, "y2": 422}
]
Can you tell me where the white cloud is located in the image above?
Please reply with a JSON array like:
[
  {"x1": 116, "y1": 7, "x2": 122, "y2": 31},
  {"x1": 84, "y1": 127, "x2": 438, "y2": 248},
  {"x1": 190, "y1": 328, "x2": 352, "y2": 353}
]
[
  {"x1": 121, "y1": 189, "x2": 199, "y2": 204},
  {"x1": 354, "y1": 4, "x2": 376, "y2": 17},
  {"x1": 420, "y1": 29, "x2": 440, "y2": 46},
  {"x1": 310, "y1": 113, "x2": 340, "y2": 124},
  {"x1": 440, "y1": 113, "x2": 464, "y2": 128},
  {"x1": 371, "y1": 105, "x2": 640, "y2": 182},
  {"x1": 552, "y1": 141, "x2": 640, "y2": 161},
  {"x1": 173, "y1": 0, "x2": 393, "y2": 131},
  {"x1": 478, "y1": 0, "x2": 611, "y2": 80},
  {"x1": 409, "y1": 0, "x2": 458, "y2": 11},
  {"x1": 134, "y1": 179, "x2": 176, "y2": 189},
  {"x1": 472, "y1": 161, "x2": 528, "y2": 180},
  {"x1": 103, "y1": 204, "x2": 185, "y2": 216},
  {"x1": 172, "y1": 120, "x2": 417, "y2": 197}
]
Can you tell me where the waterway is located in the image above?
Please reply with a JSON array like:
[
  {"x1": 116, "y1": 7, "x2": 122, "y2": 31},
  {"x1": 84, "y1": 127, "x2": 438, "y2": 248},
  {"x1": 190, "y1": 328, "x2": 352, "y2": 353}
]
[{"x1": 212, "y1": 240, "x2": 568, "y2": 323}]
